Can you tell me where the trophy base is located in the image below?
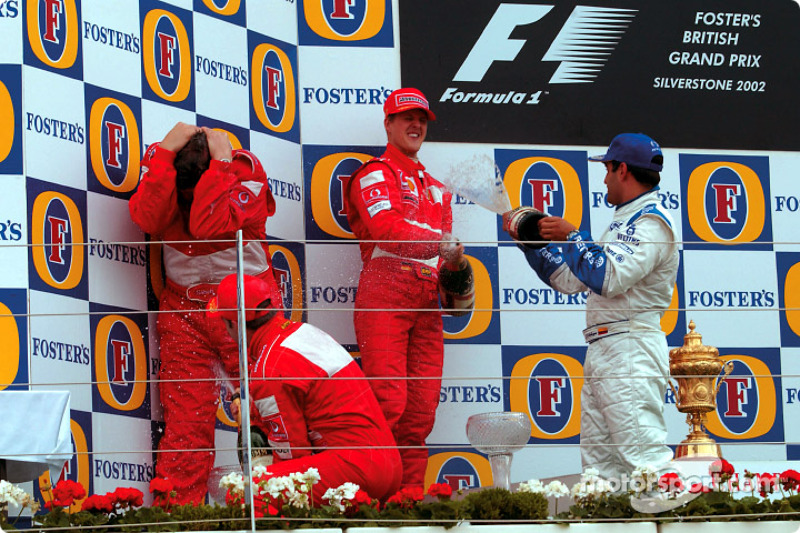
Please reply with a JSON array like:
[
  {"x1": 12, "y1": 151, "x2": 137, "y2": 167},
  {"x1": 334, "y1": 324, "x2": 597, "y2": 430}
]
[{"x1": 674, "y1": 439, "x2": 722, "y2": 460}]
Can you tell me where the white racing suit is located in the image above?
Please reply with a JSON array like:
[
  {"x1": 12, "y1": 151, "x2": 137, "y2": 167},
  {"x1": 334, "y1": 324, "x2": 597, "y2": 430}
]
[{"x1": 523, "y1": 188, "x2": 679, "y2": 481}]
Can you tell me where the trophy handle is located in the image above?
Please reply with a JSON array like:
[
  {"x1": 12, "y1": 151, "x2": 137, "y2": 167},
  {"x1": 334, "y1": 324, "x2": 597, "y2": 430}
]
[{"x1": 713, "y1": 360, "x2": 735, "y2": 396}]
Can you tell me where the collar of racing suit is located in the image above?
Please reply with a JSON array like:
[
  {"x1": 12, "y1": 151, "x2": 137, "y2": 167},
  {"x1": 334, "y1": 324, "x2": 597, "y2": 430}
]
[
  {"x1": 384, "y1": 142, "x2": 427, "y2": 179},
  {"x1": 247, "y1": 313, "x2": 294, "y2": 364},
  {"x1": 615, "y1": 185, "x2": 660, "y2": 211}
]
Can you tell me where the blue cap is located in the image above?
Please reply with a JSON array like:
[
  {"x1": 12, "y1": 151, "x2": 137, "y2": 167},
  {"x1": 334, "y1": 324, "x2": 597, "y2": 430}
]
[{"x1": 588, "y1": 133, "x2": 663, "y2": 172}]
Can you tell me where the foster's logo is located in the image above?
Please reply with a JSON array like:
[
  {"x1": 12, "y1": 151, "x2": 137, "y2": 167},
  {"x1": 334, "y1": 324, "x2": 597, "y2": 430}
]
[
  {"x1": 425, "y1": 451, "x2": 493, "y2": 490},
  {"x1": 142, "y1": 8, "x2": 193, "y2": 105},
  {"x1": 661, "y1": 283, "x2": 680, "y2": 337},
  {"x1": 38, "y1": 411, "x2": 93, "y2": 512},
  {"x1": 777, "y1": 253, "x2": 800, "y2": 345},
  {"x1": 300, "y1": 0, "x2": 393, "y2": 46},
  {"x1": 251, "y1": 39, "x2": 297, "y2": 140},
  {"x1": 30, "y1": 187, "x2": 86, "y2": 296},
  {"x1": 0, "y1": 72, "x2": 21, "y2": 172},
  {"x1": 706, "y1": 354, "x2": 780, "y2": 441},
  {"x1": 443, "y1": 248, "x2": 499, "y2": 343},
  {"x1": 270, "y1": 243, "x2": 305, "y2": 322},
  {"x1": 200, "y1": 0, "x2": 241, "y2": 17},
  {"x1": 88, "y1": 96, "x2": 141, "y2": 196},
  {"x1": 0, "y1": 290, "x2": 28, "y2": 390},
  {"x1": 26, "y1": 0, "x2": 80, "y2": 72},
  {"x1": 495, "y1": 149, "x2": 588, "y2": 241},
  {"x1": 508, "y1": 352, "x2": 583, "y2": 440},
  {"x1": 216, "y1": 382, "x2": 238, "y2": 429},
  {"x1": 682, "y1": 155, "x2": 771, "y2": 249},
  {"x1": 661, "y1": 258, "x2": 687, "y2": 348},
  {"x1": 305, "y1": 148, "x2": 381, "y2": 240},
  {"x1": 93, "y1": 313, "x2": 149, "y2": 417}
]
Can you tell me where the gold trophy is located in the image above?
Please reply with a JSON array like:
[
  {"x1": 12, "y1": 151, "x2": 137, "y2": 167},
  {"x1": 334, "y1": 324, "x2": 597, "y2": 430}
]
[{"x1": 668, "y1": 320, "x2": 733, "y2": 459}]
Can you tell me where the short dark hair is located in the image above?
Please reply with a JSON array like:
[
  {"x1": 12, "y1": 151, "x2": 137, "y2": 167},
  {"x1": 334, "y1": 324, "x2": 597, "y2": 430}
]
[
  {"x1": 610, "y1": 157, "x2": 661, "y2": 187},
  {"x1": 174, "y1": 131, "x2": 210, "y2": 190}
]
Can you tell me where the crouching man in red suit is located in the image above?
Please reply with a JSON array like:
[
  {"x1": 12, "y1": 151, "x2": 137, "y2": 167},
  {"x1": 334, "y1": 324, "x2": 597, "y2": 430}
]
[{"x1": 209, "y1": 274, "x2": 402, "y2": 504}]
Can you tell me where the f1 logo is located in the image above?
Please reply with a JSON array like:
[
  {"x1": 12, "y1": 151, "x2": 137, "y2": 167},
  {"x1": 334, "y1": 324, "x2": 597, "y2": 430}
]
[
  {"x1": 455, "y1": 4, "x2": 552, "y2": 82},
  {"x1": 454, "y1": 4, "x2": 636, "y2": 84}
]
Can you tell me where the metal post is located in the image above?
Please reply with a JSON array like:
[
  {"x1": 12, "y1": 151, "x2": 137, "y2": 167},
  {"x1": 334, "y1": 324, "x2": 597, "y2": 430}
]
[{"x1": 235, "y1": 230, "x2": 256, "y2": 533}]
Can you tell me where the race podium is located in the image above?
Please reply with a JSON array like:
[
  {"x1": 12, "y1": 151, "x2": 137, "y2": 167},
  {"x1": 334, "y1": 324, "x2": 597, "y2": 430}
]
[{"x1": 0, "y1": 391, "x2": 72, "y2": 482}]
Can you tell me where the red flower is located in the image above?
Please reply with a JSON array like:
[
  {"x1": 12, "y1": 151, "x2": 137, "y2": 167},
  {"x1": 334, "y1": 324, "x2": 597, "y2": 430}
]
[
  {"x1": 658, "y1": 473, "x2": 684, "y2": 493},
  {"x1": 253, "y1": 505, "x2": 265, "y2": 518},
  {"x1": 149, "y1": 477, "x2": 173, "y2": 495},
  {"x1": 149, "y1": 478, "x2": 176, "y2": 510},
  {"x1": 689, "y1": 483, "x2": 713, "y2": 494},
  {"x1": 52, "y1": 479, "x2": 87, "y2": 504},
  {"x1": 758, "y1": 473, "x2": 779, "y2": 497},
  {"x1": 387, "y1": 486, "x2": 425, "y2": 509},
  {"x1": 253, "y1": 495, "x2": 279, "y2": 517},
  {"x1": 353, "y1": 489, "x2": 375, "y2": 507},
  {"x1": 780, "y1": 469, "x2": 800, "y2": 492},
  {"x1": 110, "y1": 487, "x2": 144, "y2": 508},
  {"x1": 709, "y1": 459, "x2": 735, "y2": 477},
  {"x1": 386, "y1": 493, "x2": 403, "y2": 505},
  {"x1": 225, "y1": 488, "x2": 244, "y2": 507},
  {"x1": 427, "y1": 483, "x2": 453, "y2": 499},
  {"x1": 81, "y1": 494, "x2": 115, "y2": 514},
  {"x1": 403, "y1": 486, "x2": 425, "y2": 501}
]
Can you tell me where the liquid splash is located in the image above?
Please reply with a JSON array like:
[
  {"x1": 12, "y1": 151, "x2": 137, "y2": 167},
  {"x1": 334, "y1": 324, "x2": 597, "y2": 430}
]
[{"x1": 440, "y1": 154, "x2": 512, "y2": 214}]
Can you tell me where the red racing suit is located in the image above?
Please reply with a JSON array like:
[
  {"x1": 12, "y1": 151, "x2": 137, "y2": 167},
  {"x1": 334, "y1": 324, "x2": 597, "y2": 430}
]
[
  {"x1": 345, "y1": 143, "x2": 453, "y2": 488},
  {"x1": 129, "y1": 143, "x2": 280, "y2": 504},
  {"x1": 248, "y1": 314, "x2": 401, "y2": 503}
]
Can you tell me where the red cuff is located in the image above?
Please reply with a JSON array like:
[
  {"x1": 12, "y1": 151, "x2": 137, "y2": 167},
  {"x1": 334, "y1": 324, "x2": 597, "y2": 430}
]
[
  {"x1": 208, "y1": 159, "x2": 231, "y2": 171},
  {"x1": 151, "y1": 145, "x2": 177, "y2": 164}
]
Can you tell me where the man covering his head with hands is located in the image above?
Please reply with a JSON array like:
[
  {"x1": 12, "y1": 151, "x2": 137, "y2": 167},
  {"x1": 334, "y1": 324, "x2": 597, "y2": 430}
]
[{"x1": 129, "y1": 122, "x2": 281, "y2": 504}]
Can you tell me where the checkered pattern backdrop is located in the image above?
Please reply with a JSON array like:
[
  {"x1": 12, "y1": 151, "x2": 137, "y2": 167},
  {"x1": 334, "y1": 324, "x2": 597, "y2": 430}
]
[{"x1": 1, "y1": 0, "x2": 799, "y2": 507}]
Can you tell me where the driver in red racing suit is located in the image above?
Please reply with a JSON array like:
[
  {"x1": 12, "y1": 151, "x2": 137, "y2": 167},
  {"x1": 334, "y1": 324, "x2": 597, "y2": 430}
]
[
  {"x1": 345, "y1": 89, "x2": 467, "y2": 488},
  {"x1": 129, "y1": 122, "x2": 281, "y2": 504},
  {"x1": 211, "y1": 274, "x2": 402, "y2": 503}
]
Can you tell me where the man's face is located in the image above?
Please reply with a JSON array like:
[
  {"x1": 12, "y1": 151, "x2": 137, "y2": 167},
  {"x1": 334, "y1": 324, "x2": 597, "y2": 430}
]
[
  {"x1": 385, "y1": 109, "x2": 428, "y2": 158},
  {"x1": 603, "y1": 161, "x2": 625, "y2": 206},
  {"x1": 222, "y1": 318, "x2": 238, "y2": 342}
]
